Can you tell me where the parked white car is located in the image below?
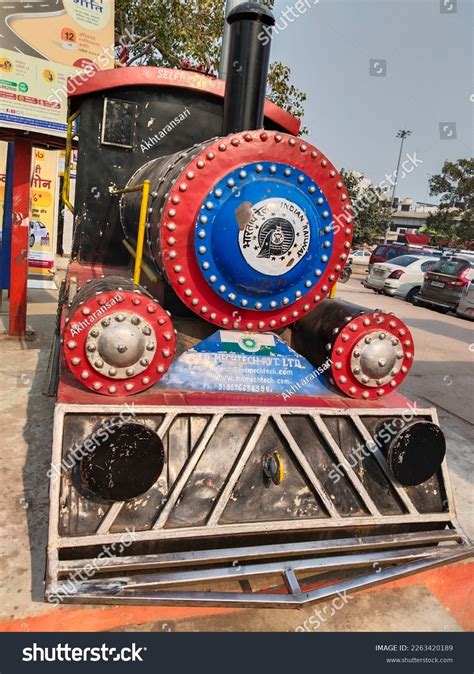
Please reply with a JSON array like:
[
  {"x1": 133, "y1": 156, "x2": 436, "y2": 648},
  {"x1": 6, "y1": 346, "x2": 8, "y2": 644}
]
[
  {"x1": 349, "y1": 249, "x2": 371, "y2": 262},
  {"x1": 456, "y1": 279, "x2": 474, "y2": 319},
  {"x1": 365, "y1": 255, "x2": 439, "y2": 302}
]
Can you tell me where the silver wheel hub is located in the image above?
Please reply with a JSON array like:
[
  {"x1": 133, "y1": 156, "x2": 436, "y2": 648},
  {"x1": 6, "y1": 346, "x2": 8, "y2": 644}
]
[
  {"x1": 85, "y1": 311, "x2": 156, "y2": 378},
  {"x1": 350, "y1": 330, "x2": 402, "y2": 387}
]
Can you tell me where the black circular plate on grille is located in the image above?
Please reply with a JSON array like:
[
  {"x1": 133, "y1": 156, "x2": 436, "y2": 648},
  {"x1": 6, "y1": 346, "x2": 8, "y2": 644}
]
[
  {"x1": 385, "y1": 420, "x2": 446, "y2": 487},
  {"x1": 74, "y1": 422, "x2": 164, "y2": 502}
]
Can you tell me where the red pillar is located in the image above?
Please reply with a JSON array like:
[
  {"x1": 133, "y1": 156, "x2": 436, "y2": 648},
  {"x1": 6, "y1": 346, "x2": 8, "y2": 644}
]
[{"x1": 9, "y1": 139, "x2": 32, "y2": 337}]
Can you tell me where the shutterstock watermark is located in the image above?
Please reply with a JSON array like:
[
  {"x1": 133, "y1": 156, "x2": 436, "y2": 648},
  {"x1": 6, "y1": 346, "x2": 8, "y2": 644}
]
[
  {"x1": 258, "y1": 0, "x2": 320, "y2": 45},
  {"x1": 47, "y1": 404, "x2": 137, "y2": 480},
  {"x1": 295, "y1": 590, "x2": 353, "y2": 631},
  {"x1": 47, "y1": 528, "x2": 138, "y2": 607},
  {"x1": 47, "y1": 27, "x2": 136, "y2": 106},
  {"x1": 23, "y1": 642, "x2": 146, "y2": 662},
  {"x1": 331, "y1": 151, "x2": 423, "y2": 237},
  {"x1": 328, "y1": 401, "x2": 418, "y2": 484}
]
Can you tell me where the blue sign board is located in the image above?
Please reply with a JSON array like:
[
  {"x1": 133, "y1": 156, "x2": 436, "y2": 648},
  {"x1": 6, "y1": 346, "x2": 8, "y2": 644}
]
[{"x1": 158, "y1": 330, "x2": 332, "y2": 398}]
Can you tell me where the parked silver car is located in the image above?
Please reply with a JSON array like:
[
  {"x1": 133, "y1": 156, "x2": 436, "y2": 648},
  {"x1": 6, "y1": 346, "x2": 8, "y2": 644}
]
[
  {"x1": 365, "y1": 255, "x2": 439, "y2": 302},
  {"x1": 456, "y1": 279, "x2": 474, "y2": 319}
]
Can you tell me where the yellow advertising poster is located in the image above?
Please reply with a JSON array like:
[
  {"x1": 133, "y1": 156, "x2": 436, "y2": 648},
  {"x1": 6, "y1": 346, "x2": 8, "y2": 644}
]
[
  {"x1": 28, "y1": 148, "x2": 59, "y2": 279},
  {"x1": 0, "y1": 0, "x2": 114, "y2": 137}
]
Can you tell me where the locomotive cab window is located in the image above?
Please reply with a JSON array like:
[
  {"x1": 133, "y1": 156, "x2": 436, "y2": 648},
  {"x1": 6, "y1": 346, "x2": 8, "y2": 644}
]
[{"x1": 101, "y1": 98, "x2": 137, "y2": 148}]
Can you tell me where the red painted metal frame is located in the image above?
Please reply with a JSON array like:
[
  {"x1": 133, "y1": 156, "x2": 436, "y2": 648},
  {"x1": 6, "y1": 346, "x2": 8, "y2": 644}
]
[
  {"x1": 68, "y1": 67, "x2": 301, "y2": 136},
  {"x1": 9, "y1": 139, "x2": 32, "y2": 337},
  {"x1": 331, "y1": 311, "x2": 414, "y2": 401},
  {"x1": 63, "y1": 289, "x2": 176, "y2": 397},
  {"x1": 57, "y1": 363, "x2": 411, "y2": 410},
  {"x1": 159, "y1": 130, "x2": 353, "y2": 332}
]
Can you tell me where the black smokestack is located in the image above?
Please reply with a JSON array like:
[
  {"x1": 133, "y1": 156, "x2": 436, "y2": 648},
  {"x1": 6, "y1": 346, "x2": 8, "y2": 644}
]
[{"x1": 222, "y1": 2, "x2": 275, "y2": 134}]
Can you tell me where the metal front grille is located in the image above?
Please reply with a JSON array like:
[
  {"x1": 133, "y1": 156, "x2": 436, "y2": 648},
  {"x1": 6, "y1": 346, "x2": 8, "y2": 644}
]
[{"x1": 46, "y1": 403, "x2": 472, "y2": 607}]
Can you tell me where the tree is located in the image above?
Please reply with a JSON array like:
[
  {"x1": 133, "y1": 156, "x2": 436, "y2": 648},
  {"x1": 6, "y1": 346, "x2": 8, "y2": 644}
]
[
  {"x1": 339, "y1": 170, "x2": 391, "y2": 247},
  {"x1": 114, "y1": 0, "x2": 307, "y2": 129},
  {"x1": 425, "y1": 159, "x2": 474, "y2": 246}
]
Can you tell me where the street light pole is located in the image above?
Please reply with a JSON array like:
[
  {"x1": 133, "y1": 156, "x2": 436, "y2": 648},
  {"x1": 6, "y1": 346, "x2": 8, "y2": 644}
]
[{"x1": 384, "y1": 129, "x2": 412, "y2": 243}]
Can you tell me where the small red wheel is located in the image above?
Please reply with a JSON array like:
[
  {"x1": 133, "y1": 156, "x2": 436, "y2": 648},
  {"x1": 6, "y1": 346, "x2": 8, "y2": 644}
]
[
  {"x1": 329, "y1": 311, "x2": 414, "y2": 400},
  {"x1": 63, "y1": 278, "x2": 175, "y2": 396}
]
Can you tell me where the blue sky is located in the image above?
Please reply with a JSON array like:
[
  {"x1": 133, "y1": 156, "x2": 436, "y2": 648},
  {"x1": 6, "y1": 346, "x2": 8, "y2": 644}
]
[{"x1": 268, "y1": 0, "x2": 473, "y2": 203}]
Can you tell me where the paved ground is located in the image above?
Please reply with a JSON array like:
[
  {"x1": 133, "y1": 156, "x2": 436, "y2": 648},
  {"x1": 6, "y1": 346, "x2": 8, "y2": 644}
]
[{"x1": 0, "y1": 272, "x2": 472, "y2": 632}]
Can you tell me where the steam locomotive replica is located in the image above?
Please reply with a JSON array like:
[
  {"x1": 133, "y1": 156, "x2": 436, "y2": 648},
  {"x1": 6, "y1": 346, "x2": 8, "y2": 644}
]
[{"x1": 45, "y1": 2, "x2": 472, "y2": 607}]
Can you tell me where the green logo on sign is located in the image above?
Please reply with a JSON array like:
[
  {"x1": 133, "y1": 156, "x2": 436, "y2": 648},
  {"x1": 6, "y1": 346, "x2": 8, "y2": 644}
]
[{"x1": 18, "y1": 82, "x2": 28, "y2": 92}]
